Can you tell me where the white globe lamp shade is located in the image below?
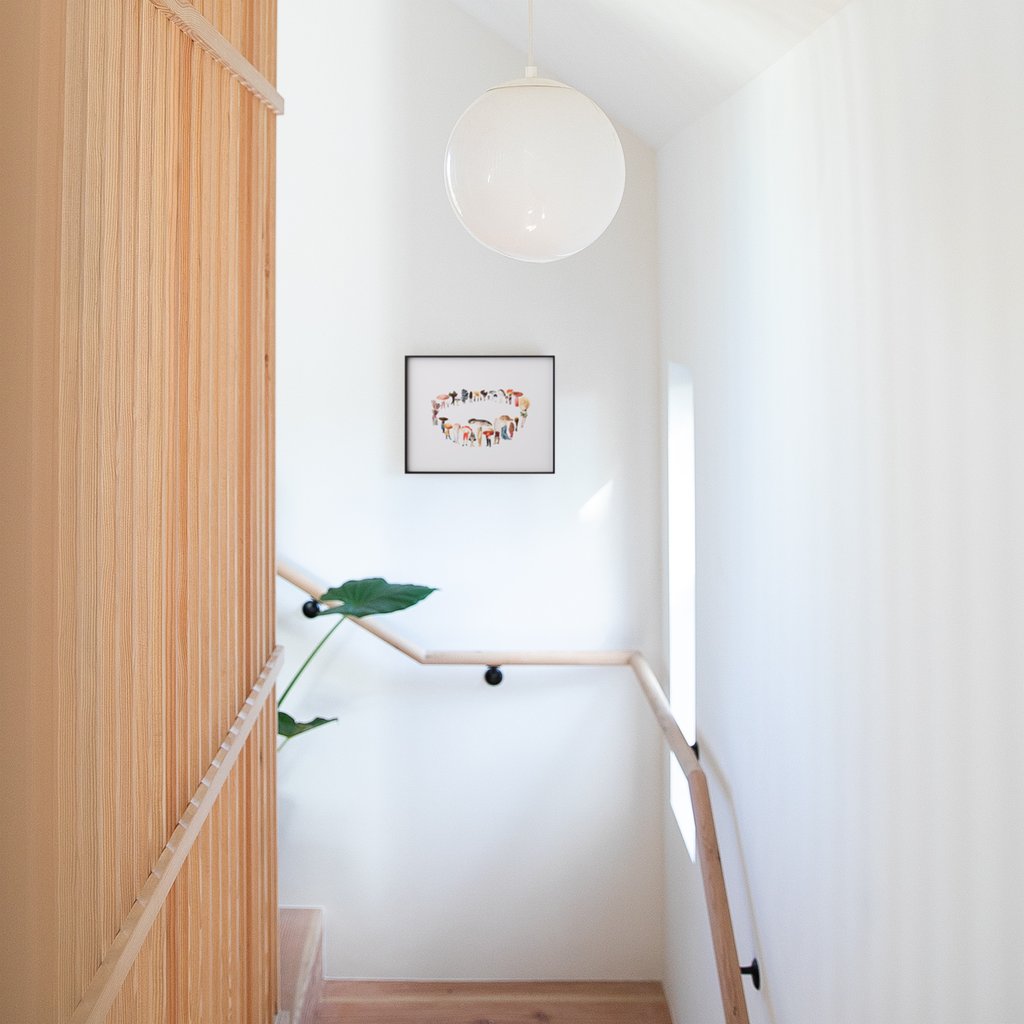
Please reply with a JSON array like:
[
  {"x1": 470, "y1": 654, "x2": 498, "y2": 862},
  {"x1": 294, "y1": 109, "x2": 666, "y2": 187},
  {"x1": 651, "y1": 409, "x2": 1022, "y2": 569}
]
[{"x1": 444, "y1": 76, "x2": 625, "y2": 263}]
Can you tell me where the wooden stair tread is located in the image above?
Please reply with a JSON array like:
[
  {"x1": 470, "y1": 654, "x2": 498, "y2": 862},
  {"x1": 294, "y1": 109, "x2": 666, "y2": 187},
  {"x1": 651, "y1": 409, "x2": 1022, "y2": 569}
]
[
  {"x1": 316, "y1": 981, "x2": 672, "y2": 1023},
  {"x1": 279, "y1": 908, "x2": 325, "y2": 1024}
]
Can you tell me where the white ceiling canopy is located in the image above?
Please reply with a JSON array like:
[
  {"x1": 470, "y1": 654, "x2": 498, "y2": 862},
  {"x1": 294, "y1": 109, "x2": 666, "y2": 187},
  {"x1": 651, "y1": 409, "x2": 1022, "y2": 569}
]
[{"x1": 445, "y1": 0, "x2": 851, "y2": 147}]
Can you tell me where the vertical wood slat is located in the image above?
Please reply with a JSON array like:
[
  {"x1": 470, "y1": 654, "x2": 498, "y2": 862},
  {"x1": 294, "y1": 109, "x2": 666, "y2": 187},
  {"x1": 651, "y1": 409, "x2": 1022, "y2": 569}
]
[{"x1": 22, "y1": 0, "x2": 284, "y2": 1021}]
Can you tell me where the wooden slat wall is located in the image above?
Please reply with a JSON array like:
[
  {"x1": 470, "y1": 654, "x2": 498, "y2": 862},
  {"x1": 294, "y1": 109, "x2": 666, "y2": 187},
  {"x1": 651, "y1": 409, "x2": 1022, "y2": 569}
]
[
  {"x1": 186, "y1": 0, "x2": 278, "y2": 84},
  {"x1": 0, "y1": 0, "x2": 279, "y2": 1020},
  {"x1": 107, "y1": 708, "x2": 279, "y2": 1023}
]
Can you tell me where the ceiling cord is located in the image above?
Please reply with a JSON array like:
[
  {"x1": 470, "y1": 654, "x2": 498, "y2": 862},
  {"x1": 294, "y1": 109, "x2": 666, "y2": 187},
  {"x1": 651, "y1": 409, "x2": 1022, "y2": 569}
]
[{"x1": 526, "y1": 0, "x2": 537, "y2": 76}]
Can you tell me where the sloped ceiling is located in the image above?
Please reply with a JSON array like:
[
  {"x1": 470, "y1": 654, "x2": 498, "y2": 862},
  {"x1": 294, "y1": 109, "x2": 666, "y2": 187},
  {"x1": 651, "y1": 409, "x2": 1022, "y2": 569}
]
[{"x1": 446, "y1": 0, "x2": 851, "y2": 146}]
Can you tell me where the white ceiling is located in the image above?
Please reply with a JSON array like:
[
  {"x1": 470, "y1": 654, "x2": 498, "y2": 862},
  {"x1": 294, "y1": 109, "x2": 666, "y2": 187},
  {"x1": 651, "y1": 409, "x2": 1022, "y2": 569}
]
[{"x1": 446, "y1": 0, "x2": 850, "y2": 146}]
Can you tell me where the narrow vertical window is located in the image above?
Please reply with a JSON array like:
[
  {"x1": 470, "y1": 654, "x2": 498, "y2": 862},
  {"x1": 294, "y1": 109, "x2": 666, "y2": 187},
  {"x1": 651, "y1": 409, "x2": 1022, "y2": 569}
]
[{"x1": 668, "y1": 363, "x2": 697, "y2": 859}]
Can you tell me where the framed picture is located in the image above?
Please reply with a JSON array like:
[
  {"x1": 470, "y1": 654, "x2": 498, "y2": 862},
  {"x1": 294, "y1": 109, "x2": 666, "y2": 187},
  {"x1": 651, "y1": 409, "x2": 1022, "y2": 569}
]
[{"x1": 405, "y1": 355, "x2": 555, "y2": 474}]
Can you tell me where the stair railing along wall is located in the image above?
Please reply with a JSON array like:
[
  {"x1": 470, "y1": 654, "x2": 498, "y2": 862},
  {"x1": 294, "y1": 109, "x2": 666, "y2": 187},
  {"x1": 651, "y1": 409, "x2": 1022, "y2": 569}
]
[
  {"x1": 277, "y1": 559, "x2": 753, "y2": 1024},
  {"x1": 1, "y1": 1, "x2": 281, "y2": 1021}
]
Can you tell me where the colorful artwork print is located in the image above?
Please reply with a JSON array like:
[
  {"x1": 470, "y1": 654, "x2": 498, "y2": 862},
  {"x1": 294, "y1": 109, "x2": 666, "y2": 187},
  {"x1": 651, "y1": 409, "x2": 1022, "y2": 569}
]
[
  {"x1": 431, "y1": 388, "x2": 531, "y2": 448},
  {"x1": 405, "y1": 355, "x2": 555, "y2": 474}
]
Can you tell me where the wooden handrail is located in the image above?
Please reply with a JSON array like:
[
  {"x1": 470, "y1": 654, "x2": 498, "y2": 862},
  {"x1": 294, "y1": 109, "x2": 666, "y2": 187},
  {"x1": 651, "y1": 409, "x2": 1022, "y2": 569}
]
[{"x1": 276, "y1": 558, "x2": 751, "y2": 1024}]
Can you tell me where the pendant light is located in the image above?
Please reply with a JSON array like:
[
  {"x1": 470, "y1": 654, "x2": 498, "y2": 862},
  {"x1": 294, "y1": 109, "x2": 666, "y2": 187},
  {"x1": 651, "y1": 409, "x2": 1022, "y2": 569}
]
[{"x1": 444, "y1": 0, "x2": 625, "y2": 263}]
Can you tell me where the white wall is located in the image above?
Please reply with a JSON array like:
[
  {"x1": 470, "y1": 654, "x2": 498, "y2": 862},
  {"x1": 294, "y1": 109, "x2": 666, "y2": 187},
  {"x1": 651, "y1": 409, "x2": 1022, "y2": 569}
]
[
  {"x1": 659, "y1": 0, "x2": 1024, "y2": 1021},
  {"x1": 276, "y1": 0, "x2": 664, "y2": 980}
]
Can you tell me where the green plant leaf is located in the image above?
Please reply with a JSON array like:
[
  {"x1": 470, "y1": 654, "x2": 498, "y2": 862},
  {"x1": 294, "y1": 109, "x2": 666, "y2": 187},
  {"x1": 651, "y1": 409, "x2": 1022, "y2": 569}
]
[
  {"x1": 318, "y1": 577, "x2": 437, "y2": 617},
  {"x1": 277, "y1": 710, "x2": 338, "y2": 739}
]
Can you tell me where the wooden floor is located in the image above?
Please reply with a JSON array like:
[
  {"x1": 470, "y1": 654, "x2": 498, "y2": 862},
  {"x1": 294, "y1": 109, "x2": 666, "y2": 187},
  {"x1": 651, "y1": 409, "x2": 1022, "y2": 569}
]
[{"x1": 315, "y1": 981, "x2": 672, "y2": 1024}]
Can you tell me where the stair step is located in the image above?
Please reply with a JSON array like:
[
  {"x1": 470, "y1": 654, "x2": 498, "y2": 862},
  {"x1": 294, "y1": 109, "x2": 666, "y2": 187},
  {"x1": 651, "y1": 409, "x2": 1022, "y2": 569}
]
[
  {"x1": 316, "y1": 981, "x2": 672, "y2": 1023},
  {"x1": 279, "y1": 908, "x2": 324, "y2": 1024}
]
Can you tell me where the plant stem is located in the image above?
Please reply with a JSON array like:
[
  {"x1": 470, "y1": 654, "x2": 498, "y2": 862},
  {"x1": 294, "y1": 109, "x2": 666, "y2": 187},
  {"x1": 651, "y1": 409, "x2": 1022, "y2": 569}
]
[{"x1": 277, "y1": 617, "x2": 346, "y2": 708}]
